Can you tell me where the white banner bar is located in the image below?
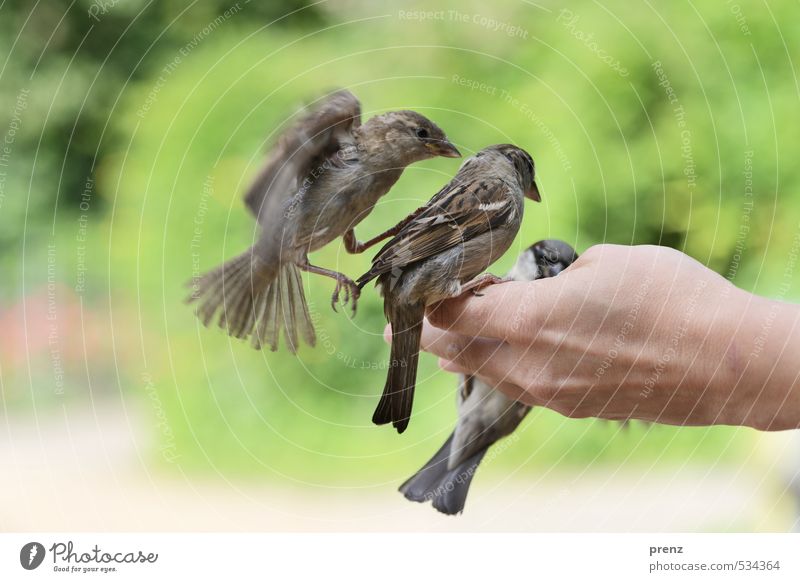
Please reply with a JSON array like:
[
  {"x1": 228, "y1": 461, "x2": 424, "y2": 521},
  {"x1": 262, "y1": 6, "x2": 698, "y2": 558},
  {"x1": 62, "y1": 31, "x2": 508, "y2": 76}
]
[{"x1": 1, "y1": 533, "x2": 798, "y2": 580}]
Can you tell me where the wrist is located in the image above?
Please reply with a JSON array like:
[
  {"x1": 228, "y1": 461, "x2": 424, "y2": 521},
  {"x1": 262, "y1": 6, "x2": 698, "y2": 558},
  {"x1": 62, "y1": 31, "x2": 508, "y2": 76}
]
[
  {"x1": 720, "y1": 289, "x2": 800, "y2": 430},
  {"x1": 682, "y1": 281, "x2": 748, "y2": 426}
]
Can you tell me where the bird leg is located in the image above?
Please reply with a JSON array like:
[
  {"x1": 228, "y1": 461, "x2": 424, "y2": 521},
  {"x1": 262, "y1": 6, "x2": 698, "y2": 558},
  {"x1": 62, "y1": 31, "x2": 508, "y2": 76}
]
[
  {"x1": 299, "y1": 261, "x2": 360, "y2": 314},
  {"x1": 343, "y1": 204, "x2": 429, "y2": 254},
  {"x1": 343, "y1": 229, "x2": 390, "y2": 254},
  {"x1": 459, "y1": 273, "x2": 510, "y2": 297}
]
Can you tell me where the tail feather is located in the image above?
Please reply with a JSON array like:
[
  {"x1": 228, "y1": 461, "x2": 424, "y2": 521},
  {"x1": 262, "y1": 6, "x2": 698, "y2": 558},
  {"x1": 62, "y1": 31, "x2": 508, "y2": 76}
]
[
  {"x1": 253, "y1": 281, "x2": 278, "y2": 349},
  {"x1": 186, "y1": 249, "x2": 315, "y2": 352},
  {"x1": 373, "y1": 301, "x2": 424, "y2": 433},
  {"x1": 399, "y1": 435, "x2": 455, "y2": 501},
  {"x1": 251, "y1": 286, "x2": 269, "y2": 349},
  {"x1": 399, "y1": 434, "x2": 487, "y2": 515},
  {"x1": 289, "y1": 264, "x2": 316, "y2": 347},
  {"x1": 257, "y1": 262, "x2": 315, "y2": 352},
  {"x1": 191, "y1": 251, "x2": 253, "y2": 328},
  {"x1": 235, "y1": 287, "x2": 262, "y2": 339},
  {"x1": 279, "y1": 266, "x2": 298, "y2": 350},
  {"x1": 431, "y1": 450, "x2": 486, "y2": 515},
  {"x1": 220, "y1": 271, "x2": 256, "y2": 337}
]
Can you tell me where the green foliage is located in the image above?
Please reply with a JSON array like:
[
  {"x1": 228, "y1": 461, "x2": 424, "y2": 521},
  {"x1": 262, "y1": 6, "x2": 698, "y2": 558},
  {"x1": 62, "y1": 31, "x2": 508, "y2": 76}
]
[
  {"x1": 4, "y1": 0, "x2": 798, "y2": 482},
  {"x1": 0, "y1": 0, "x2": 324, "y2": 264}
]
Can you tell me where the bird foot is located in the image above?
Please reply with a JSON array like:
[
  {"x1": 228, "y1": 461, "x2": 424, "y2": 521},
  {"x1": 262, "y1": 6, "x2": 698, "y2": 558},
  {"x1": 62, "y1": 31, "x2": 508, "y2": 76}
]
[
  {"x1": 460, "y1": 273, "x2": 509, "y2": 297},
  {"x1": 331, "y1": 275, "x2": 361, "y2": 315}
]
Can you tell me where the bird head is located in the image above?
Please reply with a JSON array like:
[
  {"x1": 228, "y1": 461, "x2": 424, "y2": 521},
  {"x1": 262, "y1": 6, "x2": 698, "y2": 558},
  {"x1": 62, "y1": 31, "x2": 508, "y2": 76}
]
[
  {"x1": 487, "y1": 144, "x2": 541, "y2": 201},
  {"x1": 505, "y1": 240, "x2": 577, "y2": 281},
  {"x1": 375, "y1": 110, "x2": 461, "y2": 161},
  {"x1": 528, "y1": 239, "x2": 578, "y2": 278}
]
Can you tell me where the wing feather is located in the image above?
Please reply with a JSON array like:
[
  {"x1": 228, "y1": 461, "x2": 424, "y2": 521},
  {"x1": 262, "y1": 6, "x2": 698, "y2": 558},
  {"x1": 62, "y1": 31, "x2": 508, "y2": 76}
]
[
  {"x1": 243, "y1": 89, "x2": 362, "y2": 223},
  {"x1": 358, "y1": 176, "x2": 517, "y2": 285}
]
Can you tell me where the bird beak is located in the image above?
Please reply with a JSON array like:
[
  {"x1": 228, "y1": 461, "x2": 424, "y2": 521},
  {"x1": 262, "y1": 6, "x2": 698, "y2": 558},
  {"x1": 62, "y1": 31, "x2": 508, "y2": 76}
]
[
  {"x1": 526, "y1": 181, "x2": 541, "y2": 202},
  {"x1": 428, "y1": 140, "x2": 461, "y2": 158}
]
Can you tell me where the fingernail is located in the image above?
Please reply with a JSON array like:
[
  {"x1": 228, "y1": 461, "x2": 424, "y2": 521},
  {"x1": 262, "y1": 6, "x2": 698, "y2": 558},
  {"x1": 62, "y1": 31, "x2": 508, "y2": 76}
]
[{"x1": 383, "y1": 324, "x2": 392, "y2": 344}]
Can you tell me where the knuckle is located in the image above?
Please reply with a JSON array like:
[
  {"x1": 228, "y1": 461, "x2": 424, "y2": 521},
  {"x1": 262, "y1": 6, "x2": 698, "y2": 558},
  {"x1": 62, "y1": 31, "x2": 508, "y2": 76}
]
[
  {"x1": 580, "y1": 244, "x2": 606, "y2": 261},
  {"x1": 535, "y1": 383, "x2": 560, "y2": 404},
  {"x1": 583, "y1": 243, "x2": 630, "y2": 264},
  {"x1": 525, "y1": 372, "x2": 559, "y2": 404},
  {"x1": 580, "y1": 245, "x2": 599, "y2": 260}
]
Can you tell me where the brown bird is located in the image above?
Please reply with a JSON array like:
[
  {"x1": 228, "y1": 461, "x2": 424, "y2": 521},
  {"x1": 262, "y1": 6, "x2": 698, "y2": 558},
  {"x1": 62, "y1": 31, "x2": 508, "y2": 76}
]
[
  {"x1": 357, "y1": 144, "x2": 541, "y2": 433},
  {"x1": 186, "y1": 89, "x2": 460, "y2": 351},
  {"x1": 400, "y1": 240, "x2": 578, "y2": 514}
]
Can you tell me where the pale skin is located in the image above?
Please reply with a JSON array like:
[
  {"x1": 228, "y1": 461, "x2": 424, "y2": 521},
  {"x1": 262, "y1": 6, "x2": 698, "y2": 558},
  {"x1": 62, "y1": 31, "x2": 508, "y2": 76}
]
[{"x1": 390, "y1": 244, "x2": 800, "y2": 431}]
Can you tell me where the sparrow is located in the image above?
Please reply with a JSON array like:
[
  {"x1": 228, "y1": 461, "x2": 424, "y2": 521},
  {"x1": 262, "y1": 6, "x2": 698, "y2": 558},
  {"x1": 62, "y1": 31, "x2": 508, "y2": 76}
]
[
  {"x1": 357, "y1": 144, "x2": 541, "y2": 433},
  {"x1": 400, "y1": 240, "x2": 578, "y2": 514},
  {"x1": 186, "y1": 89, "x2": 460, "y2": 352}
]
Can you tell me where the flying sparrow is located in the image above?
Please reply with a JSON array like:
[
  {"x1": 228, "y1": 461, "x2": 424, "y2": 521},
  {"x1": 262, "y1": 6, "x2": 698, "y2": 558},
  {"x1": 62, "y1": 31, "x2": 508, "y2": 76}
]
[
  {"x1": 399, "y1": 240, "x2": 578, "y2": 514},
  {"x1": 357, "y1": 144, "x2": 541, "y2": 433},
  {"x1": 186, "y1": 89, "x2": 460, "y2": 351}
]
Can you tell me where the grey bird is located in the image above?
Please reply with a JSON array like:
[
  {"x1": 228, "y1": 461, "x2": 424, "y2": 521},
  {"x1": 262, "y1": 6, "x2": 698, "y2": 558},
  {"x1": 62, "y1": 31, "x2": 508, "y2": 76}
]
[
  {"x1": 186, "y1": 89, "x2": 460, "y2": 351},
  {"x1": 399, "y1": 240, "x2": 578, "y2": 514},
  {"x1": 357, "y1": 144, "x2": 542, "y2": 433}
]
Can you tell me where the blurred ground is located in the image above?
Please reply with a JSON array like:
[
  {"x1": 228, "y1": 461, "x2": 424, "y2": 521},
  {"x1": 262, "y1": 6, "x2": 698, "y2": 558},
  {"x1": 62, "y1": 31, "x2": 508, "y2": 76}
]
[{"x1": 2, "y1": 400, "x2": 796, "y2": 533}]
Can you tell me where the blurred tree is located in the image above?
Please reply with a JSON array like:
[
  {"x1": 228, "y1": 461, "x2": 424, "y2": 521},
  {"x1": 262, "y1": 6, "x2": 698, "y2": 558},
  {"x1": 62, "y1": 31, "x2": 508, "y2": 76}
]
[{"x1": 0, "y1": 0, "x2": 324, "y2": 256}]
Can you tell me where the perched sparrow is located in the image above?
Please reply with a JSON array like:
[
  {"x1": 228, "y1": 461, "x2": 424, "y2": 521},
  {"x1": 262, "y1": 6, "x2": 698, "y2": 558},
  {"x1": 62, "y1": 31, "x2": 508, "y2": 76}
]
[
  {"x1": 186, "y1": 89, "x2": 459, "y2": 351},
  {"x1": 357, "y1": 144, "x2": 541, "y2": 433},
  {"x1": 400, "y1": 240, "x2": 578, "y2": 514}
]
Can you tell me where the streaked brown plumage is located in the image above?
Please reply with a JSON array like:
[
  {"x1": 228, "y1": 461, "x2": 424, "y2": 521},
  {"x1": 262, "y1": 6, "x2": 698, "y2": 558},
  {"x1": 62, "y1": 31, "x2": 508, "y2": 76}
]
[
  {"x1": 399, "y1": 240, "x2": 578, "y2": 514},
  {"x1": 357, "y1": 144, "x2": 542, "y2": 433},
  {"x1": 186, "y1": 89, "x2": 459, "y2": 352}
]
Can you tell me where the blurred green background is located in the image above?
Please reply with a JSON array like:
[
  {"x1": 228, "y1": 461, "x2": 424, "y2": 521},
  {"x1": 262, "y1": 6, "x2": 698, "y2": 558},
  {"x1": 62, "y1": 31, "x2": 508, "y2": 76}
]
[{"x1": 2, "y1": 0, "x2": 799, "y2": 529}]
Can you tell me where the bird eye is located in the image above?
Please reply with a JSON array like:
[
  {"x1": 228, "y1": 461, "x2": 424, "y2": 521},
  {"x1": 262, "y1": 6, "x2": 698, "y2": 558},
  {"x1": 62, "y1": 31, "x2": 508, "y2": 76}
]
[{"x1": 415, "y1": 127, "x2": 429, "y2": 139}]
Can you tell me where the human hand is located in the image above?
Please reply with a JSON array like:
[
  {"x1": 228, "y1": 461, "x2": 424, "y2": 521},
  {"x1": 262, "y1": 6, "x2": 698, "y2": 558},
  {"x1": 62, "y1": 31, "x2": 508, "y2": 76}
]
[{"x1": 416, "y1": 244, "x2": 800, "y2": 430}]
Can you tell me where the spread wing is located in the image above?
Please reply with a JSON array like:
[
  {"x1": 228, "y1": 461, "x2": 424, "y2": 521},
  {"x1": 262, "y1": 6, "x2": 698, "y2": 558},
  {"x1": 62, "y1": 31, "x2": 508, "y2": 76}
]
[
  {"x1": 357, "y1": 174, "x2": 517, "y2": 286},
  {"x1": 243, "y1": 89, "x2": 362, "y2": 223}
]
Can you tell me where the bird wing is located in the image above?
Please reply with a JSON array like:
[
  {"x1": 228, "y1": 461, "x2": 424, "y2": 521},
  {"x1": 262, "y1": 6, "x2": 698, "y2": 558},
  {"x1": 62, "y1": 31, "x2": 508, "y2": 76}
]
[
  {"x1": 357, "y1": 174, "x2": 517, "y2": 285},
  {"x1": 243, "y1": 89, "x2": 362, "y2": 223}
]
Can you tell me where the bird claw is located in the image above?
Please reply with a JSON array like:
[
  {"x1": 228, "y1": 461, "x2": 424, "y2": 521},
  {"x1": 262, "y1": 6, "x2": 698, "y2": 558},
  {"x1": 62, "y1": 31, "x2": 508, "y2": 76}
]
[
  {"x1": 460, "y1": 273, "x2": 508, "y2": 297},
  {"x1": 330, "y1": 277, "x2": 360, "y2": 315}
]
